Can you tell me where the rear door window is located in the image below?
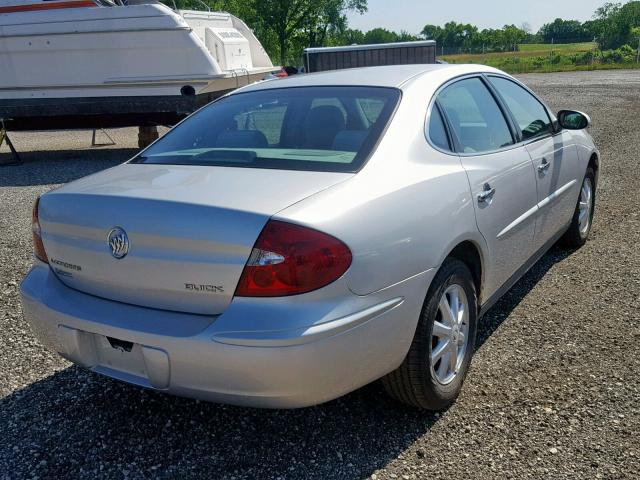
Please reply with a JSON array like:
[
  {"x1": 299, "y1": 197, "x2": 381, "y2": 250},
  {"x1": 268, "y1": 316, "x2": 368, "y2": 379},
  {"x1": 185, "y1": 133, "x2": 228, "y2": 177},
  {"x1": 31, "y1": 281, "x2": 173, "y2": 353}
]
[
  {"x1": 437, "y1": 77, "x2": 514, "y2": 154},
  {"x1": 488, "y1": 76, "x2": 553, "y2": 141}
]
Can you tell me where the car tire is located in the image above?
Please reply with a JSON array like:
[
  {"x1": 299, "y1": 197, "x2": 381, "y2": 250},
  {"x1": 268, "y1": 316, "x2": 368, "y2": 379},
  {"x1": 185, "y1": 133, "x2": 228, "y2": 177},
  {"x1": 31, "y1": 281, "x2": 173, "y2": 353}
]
[
  {"x1": 382, "y1": 258, "x2": 477, "y2": 410},
  {"x1": 561, "y1": 167, "x2": 596, "y2": 248}
]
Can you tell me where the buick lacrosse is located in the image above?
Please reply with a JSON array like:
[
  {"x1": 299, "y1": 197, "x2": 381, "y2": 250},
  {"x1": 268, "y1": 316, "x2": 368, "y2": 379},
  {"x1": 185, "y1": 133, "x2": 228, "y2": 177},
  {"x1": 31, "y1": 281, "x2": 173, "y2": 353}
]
[{"x1": 21, "y1": 64, "x2": 598, "y2": 409}]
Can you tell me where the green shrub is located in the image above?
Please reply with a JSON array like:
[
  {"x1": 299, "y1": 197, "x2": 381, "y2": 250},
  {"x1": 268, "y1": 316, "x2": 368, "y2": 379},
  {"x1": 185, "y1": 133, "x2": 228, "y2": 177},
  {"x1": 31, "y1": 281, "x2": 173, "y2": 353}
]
[
  {"x1": 570, "y1": 51, "x2": 594, "y2": 65},
  {"x1": 616, "y1": 45, "x2": 636, "y2": 62},
  {"x1": 531, "y1": 56, "x2": 547, "y2": 68},
  {"x1": 601, "y1": 50, "x2": 615, "y2": 64},
  {"x1": 549, "y1": 53, "x2": 562, "y2": 65}
]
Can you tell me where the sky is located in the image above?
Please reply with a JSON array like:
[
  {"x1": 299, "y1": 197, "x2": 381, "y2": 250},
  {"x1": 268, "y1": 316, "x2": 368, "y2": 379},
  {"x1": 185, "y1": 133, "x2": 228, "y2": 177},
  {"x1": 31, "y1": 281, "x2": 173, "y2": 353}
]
[{"x1": 346, "y1": 0, "x2": 606, "y2": 34}]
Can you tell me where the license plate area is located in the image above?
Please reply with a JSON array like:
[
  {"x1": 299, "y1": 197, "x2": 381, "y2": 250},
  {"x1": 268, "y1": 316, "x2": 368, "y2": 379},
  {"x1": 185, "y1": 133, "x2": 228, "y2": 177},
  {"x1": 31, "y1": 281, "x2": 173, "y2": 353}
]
[
  {"x1": 106, "y1": 336, "x2": 134, "y2": 353},
  {"x1": 57, "y1": 325, "x2": 170, "y2": 390},
  {"x1": 95, "y1": 334, "x2": 147, "y2": 378}
]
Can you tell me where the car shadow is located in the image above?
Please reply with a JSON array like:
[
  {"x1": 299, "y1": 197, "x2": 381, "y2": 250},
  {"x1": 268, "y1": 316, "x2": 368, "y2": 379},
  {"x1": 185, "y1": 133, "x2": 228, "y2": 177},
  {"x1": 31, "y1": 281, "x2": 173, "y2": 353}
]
[
  {"x1": 0, "y1": 367, "x2": 438, "y2": 478},
  {"x1": 475, "y1": 244, "x2": 573, "y2": 348},
  {"x1": 1, "y1": 252, "x2": 574, "y2": 479},
  {"x1": 0, "y1": 148, "x2": 137, "y2": 187}
]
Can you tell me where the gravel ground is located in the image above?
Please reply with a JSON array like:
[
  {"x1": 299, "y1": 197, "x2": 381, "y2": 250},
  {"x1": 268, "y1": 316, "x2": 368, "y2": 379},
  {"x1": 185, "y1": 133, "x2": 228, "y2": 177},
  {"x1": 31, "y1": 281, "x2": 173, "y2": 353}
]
[{"x1": 1, "y1": 70, "x2": 639, "y2": 479}]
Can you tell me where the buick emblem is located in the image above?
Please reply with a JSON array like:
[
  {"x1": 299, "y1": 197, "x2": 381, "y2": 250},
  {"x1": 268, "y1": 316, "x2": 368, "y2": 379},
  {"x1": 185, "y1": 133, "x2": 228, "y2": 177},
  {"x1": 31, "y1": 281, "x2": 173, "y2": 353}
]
[{"x1": 107, "y1": 227, "x2": 129, "y2": 259}]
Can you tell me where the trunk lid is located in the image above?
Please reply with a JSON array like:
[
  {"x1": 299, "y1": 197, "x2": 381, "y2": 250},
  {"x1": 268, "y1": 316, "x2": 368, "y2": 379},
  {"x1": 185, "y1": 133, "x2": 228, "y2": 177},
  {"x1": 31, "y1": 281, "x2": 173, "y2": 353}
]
[{"x1": 39, "y1": 164, "x2": 350, "y2": 314}]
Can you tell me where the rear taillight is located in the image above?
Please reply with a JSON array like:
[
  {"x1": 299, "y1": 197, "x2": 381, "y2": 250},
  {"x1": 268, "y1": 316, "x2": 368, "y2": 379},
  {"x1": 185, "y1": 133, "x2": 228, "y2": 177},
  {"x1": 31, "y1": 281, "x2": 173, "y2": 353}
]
[
  {"x1": 235, "y1": 220, "x2": 352, "y2": 297},
  {"x1": 32, "y1": 197, "x2": 48, "y2": 263}
]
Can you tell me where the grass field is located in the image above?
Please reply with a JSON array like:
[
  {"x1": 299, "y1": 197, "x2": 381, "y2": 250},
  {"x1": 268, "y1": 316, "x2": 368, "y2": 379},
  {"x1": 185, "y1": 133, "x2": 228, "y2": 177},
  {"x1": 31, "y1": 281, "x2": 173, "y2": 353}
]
[
  {"x1": 518, "y1": 42, "x2": 596, "y2": 53},
  {"x1": 441, "y1": 42, "x2": 595, "y2": 63},
  {"x1": 440, "y1": 42, "x2": 640, "y2": 74}
]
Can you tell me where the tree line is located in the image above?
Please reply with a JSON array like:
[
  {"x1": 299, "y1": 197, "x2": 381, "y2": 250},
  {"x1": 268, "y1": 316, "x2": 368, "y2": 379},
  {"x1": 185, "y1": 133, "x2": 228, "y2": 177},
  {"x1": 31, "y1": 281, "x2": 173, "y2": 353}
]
[
  {"x1": 165, "y1": 0, "x2": 640, "y2": 64},
  {"x1": 166, "y1": 0, "x2": 366, "y2": 64},
  {"x1": 421, "y1": 1, "x2": 640, "y2": 53}
]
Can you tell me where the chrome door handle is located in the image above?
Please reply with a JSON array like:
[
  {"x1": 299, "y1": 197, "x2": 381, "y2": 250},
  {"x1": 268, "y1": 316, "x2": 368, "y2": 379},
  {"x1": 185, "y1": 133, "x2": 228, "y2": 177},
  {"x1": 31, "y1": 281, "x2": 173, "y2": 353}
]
[
  {"x1": 477, "y1": 183, "x2": 496, "y2": 203},
  {"x1": 538, "y1": 158, "x2": 551, "y2": 173}
]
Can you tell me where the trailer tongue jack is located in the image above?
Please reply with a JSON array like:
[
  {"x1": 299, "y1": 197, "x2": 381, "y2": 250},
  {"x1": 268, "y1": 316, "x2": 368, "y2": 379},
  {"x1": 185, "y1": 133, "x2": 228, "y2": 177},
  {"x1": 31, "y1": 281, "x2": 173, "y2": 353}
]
[{"x1": 0, "y1": 119, "x2": 21, "y2": 166}]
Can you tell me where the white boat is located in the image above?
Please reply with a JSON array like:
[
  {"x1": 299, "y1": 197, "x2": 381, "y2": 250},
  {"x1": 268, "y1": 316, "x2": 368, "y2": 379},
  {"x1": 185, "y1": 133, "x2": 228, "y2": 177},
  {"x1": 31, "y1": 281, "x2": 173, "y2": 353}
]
[{"x1": 0, "y1": 0, "x2": 277, "y2": 130}]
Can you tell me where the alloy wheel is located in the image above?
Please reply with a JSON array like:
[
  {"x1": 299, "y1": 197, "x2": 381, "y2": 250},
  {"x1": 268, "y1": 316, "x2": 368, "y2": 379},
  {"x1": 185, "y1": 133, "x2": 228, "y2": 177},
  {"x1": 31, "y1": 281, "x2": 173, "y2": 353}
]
[
  {"x1": 579, "y1": 177, "x2": 593, "y2": 237},
  {"x1": 430, "y1": 284, "x2": 470, "y2": 385}
]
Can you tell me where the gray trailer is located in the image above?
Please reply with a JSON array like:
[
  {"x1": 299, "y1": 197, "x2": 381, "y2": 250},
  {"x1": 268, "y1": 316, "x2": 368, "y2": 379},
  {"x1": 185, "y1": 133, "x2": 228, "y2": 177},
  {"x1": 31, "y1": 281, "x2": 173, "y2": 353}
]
[{"x1": 303, "y1": 40, "x2": 437, "y2": 73}]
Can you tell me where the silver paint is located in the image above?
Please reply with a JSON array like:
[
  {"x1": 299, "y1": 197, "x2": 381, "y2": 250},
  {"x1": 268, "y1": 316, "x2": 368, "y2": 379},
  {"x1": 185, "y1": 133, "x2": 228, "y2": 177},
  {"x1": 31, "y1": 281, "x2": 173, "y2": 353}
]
[{"x1": 21, "y1": 64, "x2": 598, "y2": 407}]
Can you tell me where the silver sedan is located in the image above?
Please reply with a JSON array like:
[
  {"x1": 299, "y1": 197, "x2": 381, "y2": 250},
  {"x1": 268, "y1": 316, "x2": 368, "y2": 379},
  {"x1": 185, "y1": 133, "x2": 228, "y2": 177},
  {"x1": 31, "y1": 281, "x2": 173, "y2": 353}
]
[{"x1": 21, "y1": 64, "x2": 599, "y2": 409}]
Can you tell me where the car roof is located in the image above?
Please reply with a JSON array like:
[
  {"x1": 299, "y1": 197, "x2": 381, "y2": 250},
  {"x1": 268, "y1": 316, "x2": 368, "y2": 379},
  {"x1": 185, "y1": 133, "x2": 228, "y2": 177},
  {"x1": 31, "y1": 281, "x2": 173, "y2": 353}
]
[{"x1": 236, "y1": 64, "x2": 504, "y2": 93}]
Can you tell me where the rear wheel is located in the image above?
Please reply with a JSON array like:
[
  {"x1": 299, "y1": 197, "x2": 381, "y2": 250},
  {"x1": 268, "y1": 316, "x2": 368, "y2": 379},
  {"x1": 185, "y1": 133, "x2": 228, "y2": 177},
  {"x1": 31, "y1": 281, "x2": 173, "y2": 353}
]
[
  {"x1": 561, "y1": 167, "x2": 595, "y2": 248},
  {"x1": 382, "y1": 258, "x2": 477, "y2": 410}
]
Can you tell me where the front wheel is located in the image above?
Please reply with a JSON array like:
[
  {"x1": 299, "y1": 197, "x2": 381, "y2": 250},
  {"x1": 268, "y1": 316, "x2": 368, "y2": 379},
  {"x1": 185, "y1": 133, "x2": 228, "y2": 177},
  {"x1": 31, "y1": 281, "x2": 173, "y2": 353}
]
[
  {"x1": 561, "y1": 167, "x2": 595, "y2": 248},
  {"x1": 382, "y1": 258, "x2": 478, "y2": 410}
]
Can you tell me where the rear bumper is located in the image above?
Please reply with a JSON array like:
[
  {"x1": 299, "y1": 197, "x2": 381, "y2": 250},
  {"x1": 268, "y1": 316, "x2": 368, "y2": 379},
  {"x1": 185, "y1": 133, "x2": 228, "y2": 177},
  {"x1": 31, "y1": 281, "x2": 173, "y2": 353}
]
[{"x1": 21, "y1": 262, "x2": 433, "y2": 408}]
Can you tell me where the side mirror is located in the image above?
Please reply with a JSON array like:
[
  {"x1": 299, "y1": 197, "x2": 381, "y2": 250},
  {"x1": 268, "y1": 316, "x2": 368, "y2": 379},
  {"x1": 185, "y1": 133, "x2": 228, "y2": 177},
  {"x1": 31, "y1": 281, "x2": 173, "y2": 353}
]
[{"x1": 557, "y1": 110, "x2": 591, "y2": 130}]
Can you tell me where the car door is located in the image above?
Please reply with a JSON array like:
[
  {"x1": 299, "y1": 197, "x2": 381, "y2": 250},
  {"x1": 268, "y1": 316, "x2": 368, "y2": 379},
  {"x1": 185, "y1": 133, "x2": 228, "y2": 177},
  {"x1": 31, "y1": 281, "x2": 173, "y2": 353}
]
[
  {"x1": 487, "y1": 75, "x2": 580, "y2": 249},
  {"x1": 437, "y1": 77, "x2": 538, "y2": 297}
]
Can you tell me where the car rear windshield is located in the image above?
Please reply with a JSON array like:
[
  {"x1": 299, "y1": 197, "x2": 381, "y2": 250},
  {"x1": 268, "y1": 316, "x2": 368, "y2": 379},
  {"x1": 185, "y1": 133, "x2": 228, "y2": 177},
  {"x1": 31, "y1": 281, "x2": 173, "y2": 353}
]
[{"x1": 132, "y1": 86, "x2": 401, "y2": 173}]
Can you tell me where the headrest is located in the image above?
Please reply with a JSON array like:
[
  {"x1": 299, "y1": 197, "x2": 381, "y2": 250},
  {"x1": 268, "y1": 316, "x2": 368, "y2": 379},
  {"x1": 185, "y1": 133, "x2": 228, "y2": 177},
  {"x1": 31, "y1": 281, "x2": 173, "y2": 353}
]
[{"x1": 304, "y1": 105, "x2": 346, "y2": 149}]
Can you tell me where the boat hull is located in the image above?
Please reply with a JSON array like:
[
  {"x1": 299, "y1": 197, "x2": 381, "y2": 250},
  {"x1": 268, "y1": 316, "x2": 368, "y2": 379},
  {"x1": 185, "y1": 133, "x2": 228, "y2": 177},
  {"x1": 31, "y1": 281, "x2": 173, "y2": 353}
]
[
  {"x1": 0, "y1": 4, "x2": 276, "y2": 130},
  {"x1": 0, "y1": 71, "x2": 270, "y2": 131}
]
